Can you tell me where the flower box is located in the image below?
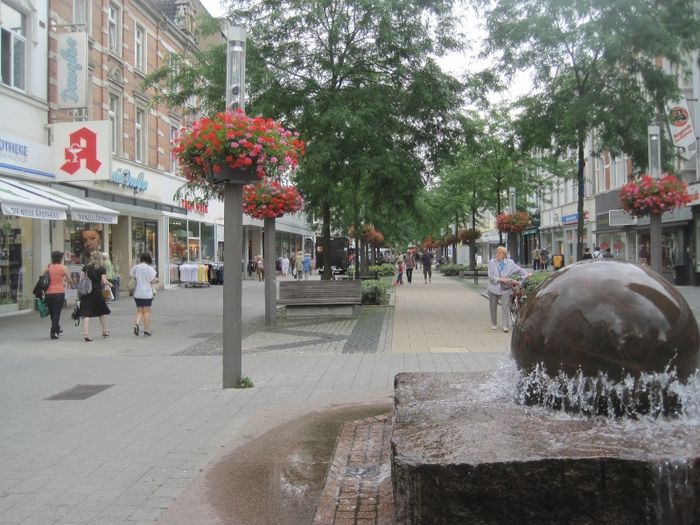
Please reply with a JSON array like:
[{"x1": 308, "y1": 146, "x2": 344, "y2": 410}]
[
  {"x1": 619, "y1": 174, "x2": 695, "y2": 218},
  {"x1": 203, "y1": 163, "x2": 259, "y2": 185}
]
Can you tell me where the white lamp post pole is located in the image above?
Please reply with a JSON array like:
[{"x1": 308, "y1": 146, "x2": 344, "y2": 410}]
[
  {"x1": 222, "y1": 25, "x2": 246, "y2": 389},
  {"x1": 648, "y1": 124, "x2": 662, "y2": 274}
]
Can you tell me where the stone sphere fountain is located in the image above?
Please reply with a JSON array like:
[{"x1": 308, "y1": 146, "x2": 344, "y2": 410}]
[{"x1": 391, "y1": 260, "x2": 700, "y2": 524}]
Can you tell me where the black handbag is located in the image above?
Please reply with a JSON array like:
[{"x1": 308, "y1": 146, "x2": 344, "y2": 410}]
[
  {"x1": 71, "y1": 302, "x2": 81, "y2": 326},
  {"x1": 33, "y1": 271, "x2": 50, "y2": 298}
]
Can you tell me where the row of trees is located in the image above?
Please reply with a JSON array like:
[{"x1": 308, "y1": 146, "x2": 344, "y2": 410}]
[{"x1": 144, "y1": 0, "x2": 700, "y2": 272}]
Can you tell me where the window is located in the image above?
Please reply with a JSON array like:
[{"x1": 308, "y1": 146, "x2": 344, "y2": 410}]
[
  {"x1": 170, "y1": 124, "x2": 179, "y2": 173},
  {"x1": 73, "y1": 0, "x2": 89, "y2": 29},
  {"x1": 108, "y1": 3, "x2": 120, "y2": 53},
  {"x1": 108, "y1": 93, "x2": 121, "y2": 154},
  {"x1": 135, "y1": 107, "x2": 145, "y2": 163},
  {"x1": 135, "y1": 25, "x2": 145, "y2": 72},
  {"x1": 1, "y1": 2, "x2": 27, "y2": 90}
]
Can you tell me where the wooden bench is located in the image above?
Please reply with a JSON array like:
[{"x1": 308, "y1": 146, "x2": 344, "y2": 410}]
[
  {"x1": 459, "y1": 269, "x2": 489, "y2": 285},
  {"x1": 278, "y1": 280, "x2": 363, "y2": 318}
]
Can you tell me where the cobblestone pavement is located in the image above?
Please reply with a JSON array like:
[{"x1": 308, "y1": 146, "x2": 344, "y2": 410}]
[{"x1": 313, "y1": 414, "x2": 394, "y2": 525}]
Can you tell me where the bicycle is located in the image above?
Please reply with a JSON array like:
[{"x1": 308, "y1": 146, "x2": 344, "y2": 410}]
[{"x1": 508, "y1": 276, "x2": 529, "y2": 326}]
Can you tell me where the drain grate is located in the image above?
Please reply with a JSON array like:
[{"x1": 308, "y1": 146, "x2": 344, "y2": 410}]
[{"x1": 45, "y1": 384, "x2": 114, "y2": 400}]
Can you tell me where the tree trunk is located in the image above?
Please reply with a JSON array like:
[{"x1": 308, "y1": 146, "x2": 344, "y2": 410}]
[
  {"x1": 576, "y1": 136, "x2": 585, "y2": 261},
  {"x1": 322, "y1": 202, "x2": 332, "y2": 281}
]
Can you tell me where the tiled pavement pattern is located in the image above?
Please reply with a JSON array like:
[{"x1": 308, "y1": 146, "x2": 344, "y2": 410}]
[
  {"x1": 313, "y1": 414, "x2": 394, "y2": 525},
  {"x1": 177, "y1": 305, "x2": 392, "y2": 357},
  {"x1": 3, "y1": 271, "x2": 700, "y2": 524}
]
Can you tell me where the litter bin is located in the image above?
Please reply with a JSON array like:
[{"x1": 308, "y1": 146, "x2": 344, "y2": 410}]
[
  {"x1": 110, "y1": 277, "x2": 120, "y2": 301},
  {"x1": 673, "y1": 265, "x2": 689, "y2": 286}
]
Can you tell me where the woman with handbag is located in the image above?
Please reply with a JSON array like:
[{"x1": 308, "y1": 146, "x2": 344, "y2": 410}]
[
  {"x1": 45, "y1": 251, "x2": 73, "y2": 340},
  {"x1": 131, "y1": 252, "x2": 158, "y2": 336},
  {"x1": 79, "y1": 251, "x2": 113, "y2": 341}
]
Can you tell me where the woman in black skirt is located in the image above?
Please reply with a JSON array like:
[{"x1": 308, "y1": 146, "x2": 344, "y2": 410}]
[{"x1": 80, "y1": 251, "x2": 113, "y2": 341}]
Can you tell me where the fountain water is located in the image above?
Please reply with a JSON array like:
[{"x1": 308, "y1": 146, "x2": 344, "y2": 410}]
[{"x1": 391, "y1": 260, "x2": 700, "y2": 524}]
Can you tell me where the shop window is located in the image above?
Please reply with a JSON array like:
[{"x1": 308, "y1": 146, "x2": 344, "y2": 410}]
[
  {"x1": 0, "y1": 216, "x2": 32, "y2": 311},
  {"x1": 65, "y1": 222, "x2": 106, "y2": 265},
  {"x1": 1, "y1": 2, "x2": 27, "y2": 91},
  {"x1": 169, "y1": 218, "x2": 187, "y2": 263},
  {"x1": 201, "y1": 223, "x2": 215, "y2": 261},
  {"x1": 132, "y1": 218, "x2": 157, "y2": 268}
]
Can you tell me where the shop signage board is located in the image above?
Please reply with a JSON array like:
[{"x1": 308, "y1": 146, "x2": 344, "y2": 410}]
[
  {"x1": 56, "y1": 32, "x2": 88, "y2": 110},
  {"x1": 667, "y1": 97, "x2": 696, "y2": 160},
  {"x1": 0, "y1": 132, "x2": 53, "y2": 179},
  {"x1": 53, "y1": 121, "x2": 111, "y2": 181}
]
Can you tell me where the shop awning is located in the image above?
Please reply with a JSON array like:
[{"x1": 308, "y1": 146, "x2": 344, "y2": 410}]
[
  {"x1": 0, "y1": 177, "x2": 67, "y2": 220},
  {"x1": 15, "y1": 180, "x2": 120, "y2": 224}
]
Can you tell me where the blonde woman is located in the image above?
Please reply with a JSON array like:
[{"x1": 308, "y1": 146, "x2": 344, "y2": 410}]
[
  {"x1": 487, "y1": 246, "x2": 528, "y2": 332},
  {"x1": 80, "y1": 251, "x2": 113, "y2": 341}
]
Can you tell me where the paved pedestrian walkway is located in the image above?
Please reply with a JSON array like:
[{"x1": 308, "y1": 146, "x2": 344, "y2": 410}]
[{"x1": 2, "y1": 270, "x2": 700, "y2": 524}]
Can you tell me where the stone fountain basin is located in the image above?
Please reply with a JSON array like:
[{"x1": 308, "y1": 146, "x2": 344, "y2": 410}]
[{"x1": 391, "y1": 372, "x2": 700, "y2": 525}]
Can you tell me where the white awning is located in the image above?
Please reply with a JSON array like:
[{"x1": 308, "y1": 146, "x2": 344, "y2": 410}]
[
  {"x1": 0, "y1": 177, "x2": 67, "y2": 220},
  {"x1": 14, "y1": 180, "x2": 120, "y2": 224}
]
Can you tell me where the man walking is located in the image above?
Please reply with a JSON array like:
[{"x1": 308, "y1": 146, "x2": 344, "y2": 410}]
[
  {"x1": 421, "y1": 251, "x2": 433, "y2": 284},
  {"x1": 532, "y1": 246, "x2": 540, "y2": 271}
]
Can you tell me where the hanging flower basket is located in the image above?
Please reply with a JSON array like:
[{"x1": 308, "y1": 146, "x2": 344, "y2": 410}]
[
  {"x1": 458, "y1": 228, "x2": 481, "y2": 244},
  {"x1": 422, "y1": 236, "x2": 434, "y2": 250},
  {"x1": 496, "y1": 212, "x2": 530, "y2": 233},
  {"x1": 243, "y1": 178, "x2": 303, "y2": 219},
  {"x1": 172, "y1": 110, "x2": 305, "y2": 201},
  {"x1": 443, "y1": 234, "x2": 457, "y2": 245},
  {"x1": 619, "y1": 174, "x2": 695, "y2": 218}
]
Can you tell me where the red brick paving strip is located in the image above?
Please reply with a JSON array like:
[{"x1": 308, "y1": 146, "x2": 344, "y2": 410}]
[{"x1": 313, "y1": 414, "x2": 394, "y2": 525}]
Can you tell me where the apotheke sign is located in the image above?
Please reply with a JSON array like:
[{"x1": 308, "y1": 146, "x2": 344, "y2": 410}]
[{"x1": 0, "y1": 132, "x2": 52, "y2": 179}]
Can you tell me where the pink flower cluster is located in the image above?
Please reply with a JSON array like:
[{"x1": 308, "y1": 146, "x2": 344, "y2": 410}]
[
  {"x1": 619, "y1": 174, "x2": 695, "y2": 218},
  {"x1": 496, "y1": 212, "x2": 530, "y2": 233},
  {"x1": 243, "y1": 179, "x2": 303, "y2": 219}
]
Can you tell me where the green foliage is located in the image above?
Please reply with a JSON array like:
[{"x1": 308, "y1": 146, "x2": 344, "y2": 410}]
[
  {"x1": 361, "y1": 280, "x2": 388, "y2": 305},
  {"x1": 523, "y1": 271, "x2": 551, "y2": 296},
  {"x1": 234, "y1": 376, "x2": 254, "y2": 389},
  {"x1": 368, "y1": 264, "x2": 395, "y2": 276},
  {"x1": 439, "y1": 264, "x2": 469, "y2": 276}
]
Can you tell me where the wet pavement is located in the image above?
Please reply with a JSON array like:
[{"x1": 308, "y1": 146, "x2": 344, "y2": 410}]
[{"x1": 1, "y1": 270, "x2": 700, "y2": 524}]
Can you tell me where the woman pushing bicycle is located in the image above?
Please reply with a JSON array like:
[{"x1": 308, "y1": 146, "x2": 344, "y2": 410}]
[{"x1": 487, "y1": 246, "x2": 530, "y2": 332}]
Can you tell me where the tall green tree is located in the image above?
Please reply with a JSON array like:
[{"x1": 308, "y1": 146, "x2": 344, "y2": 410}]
[
  {"x1": 230, "y1": 0, "x2": 468, "y2": 278},
  {"x1": 475, "y1": 0, "x2": 700, "y2": 259}
]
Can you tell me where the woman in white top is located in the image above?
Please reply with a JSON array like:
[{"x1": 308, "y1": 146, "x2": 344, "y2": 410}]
[{"x1": 131, "y1": 252, "x2": 158, "y2": 336}]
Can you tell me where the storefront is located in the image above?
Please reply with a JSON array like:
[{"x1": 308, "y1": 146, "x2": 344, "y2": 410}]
[{"x1": 596, "y1": 189, "x2": 693, "y2": 283}]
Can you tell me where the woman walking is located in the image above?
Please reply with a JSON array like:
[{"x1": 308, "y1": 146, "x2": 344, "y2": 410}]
[
  {"x1": 45, "y1": 251, "x2": 73, "y2": 340},
  {"x1": 487, "y1": 246, "x2": 528, "y2": 333},
  {"x1": 405, "y1": 252, "x2": 415, "y2": 284},
  {"x1": 131, "y1": 252, "x2": 158, "y2": 336},
  {"x1": 80, "y1": 251, "x2": 113, "y2": 341}
]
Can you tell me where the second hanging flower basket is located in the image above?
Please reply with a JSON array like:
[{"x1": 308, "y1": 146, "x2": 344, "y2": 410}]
[
  {"x1": 496, "y1": 212, "x2": 530, "y2": 234},
  {"x1": 243, "y1": 178, "x2": 304, "y2": 219},
  {"x1": 619, "y1": 174, "x2": 695, "y2": 218}
]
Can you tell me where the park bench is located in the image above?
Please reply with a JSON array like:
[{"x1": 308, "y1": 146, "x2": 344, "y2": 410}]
[
  {"x1": 459, "y1": 269, "x2": 489, "y2": 285},
  {"x1": 278, "y1": 280, "x2": 362, "y2": 318}
]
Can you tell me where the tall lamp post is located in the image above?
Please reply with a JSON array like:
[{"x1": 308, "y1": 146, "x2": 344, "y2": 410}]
[
  {"x1": 222, "y1": 25, "x2": 246, "y2": 388},
  {"x1": 648, "y1": 124, "x2": 662, "y2": 273}
]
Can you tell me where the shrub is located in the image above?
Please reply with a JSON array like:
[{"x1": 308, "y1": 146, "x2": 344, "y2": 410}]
[
  {"x1": 368, "y1": 263, "x2": 395, "y2": 276},
  {"x1": 439, "y1": 263, "x2": 469, "y2": 276},
  {"x1": 523, "y1": 271, "x2": 551, "y2": 296},
  {"x1": 361, "y1": 279, "x2": 387, "y2": 305}
]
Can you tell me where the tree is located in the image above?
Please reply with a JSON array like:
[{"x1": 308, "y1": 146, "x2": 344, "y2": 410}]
[
  {"x1": 475, "y1": 0, "x2": 700, "y2": 260},
  {"x1": 230, "y1": 0, "x2": 468, "y2": 278}
]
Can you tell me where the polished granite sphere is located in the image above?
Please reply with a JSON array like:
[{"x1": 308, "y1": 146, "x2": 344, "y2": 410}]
[{"x1": 511, "y1": 260, "x2": 700, "y2": 382}]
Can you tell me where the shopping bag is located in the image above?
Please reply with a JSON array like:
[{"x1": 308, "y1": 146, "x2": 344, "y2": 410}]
[{"x1": 36, "y1": 298, "x2": 50, "y2": 318}]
